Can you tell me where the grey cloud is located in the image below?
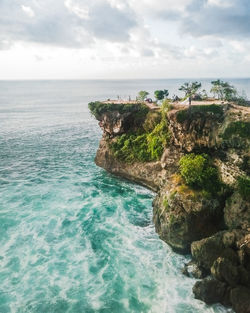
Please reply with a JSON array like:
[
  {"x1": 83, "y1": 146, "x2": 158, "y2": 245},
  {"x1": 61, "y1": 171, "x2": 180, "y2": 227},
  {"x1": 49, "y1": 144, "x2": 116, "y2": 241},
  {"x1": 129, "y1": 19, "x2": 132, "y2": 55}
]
[
  {"x1": 87, "y1": 3, "x2": 137, "y2": 42},
  {"x1": 141, "y1": 48, "x2": 155, "y2": 57},
  {"x1": 156, "y1": 9, "x2": 181, "y2": 21},
  {"x1": 182, "y1": 0, "x2": 250, "y2": 39},
  {"x1": 157, "y1": 0, "x2": 250, "y2": 39},
  {"x1": 0, "y1": 0, "x2": 137, "y2": 49}
]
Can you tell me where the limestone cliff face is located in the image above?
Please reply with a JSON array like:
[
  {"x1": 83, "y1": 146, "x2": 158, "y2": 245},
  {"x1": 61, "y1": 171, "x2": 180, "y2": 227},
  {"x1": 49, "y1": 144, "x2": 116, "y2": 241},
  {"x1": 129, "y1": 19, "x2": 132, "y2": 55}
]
[
  {"x1": 153, "y1": 182, "x2": 224, "y2": 253},
  {"x1": 91, "y1": 101, "x2": 250, "y2": 313},
  {"x1": 95, "y1": 137, "x2": 164, "y2": 192}
]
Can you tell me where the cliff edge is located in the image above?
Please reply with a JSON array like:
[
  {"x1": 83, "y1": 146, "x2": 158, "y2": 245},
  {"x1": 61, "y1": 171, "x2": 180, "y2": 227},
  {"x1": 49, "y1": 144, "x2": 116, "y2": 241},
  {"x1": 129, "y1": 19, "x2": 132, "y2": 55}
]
[{"x1": 89, "y1": 100, "x2": 250, "y2": 313}]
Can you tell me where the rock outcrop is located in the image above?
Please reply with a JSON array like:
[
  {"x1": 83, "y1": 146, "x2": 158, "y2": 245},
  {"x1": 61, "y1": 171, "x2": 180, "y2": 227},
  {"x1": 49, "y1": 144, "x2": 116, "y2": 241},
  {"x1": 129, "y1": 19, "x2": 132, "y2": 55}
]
[
  {"x1": 153, "y1": 182, "x2": 224, "y2": 253},
  {"x1": 224, "y1": 191, "x2": 250, "y2": 230},
  {"x1": 95, "y1": 138, "x2": 164, "y2": 192},
  {"x1": 90, "y1": 101, "x2": 250, "y2": 313}
]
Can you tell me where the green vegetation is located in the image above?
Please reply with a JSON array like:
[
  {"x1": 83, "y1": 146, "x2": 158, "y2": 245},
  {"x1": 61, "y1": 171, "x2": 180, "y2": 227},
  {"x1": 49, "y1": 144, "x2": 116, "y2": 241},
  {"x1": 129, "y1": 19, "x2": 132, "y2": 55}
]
[
  {"x1": 210, "y1": 80, "x2": 237, "y2": 101},
  {"x1": 193, "y1": 89, "x2": 208, "y2": 101},
  {"x1": 111, "y1": 106, "x2": 170, "y2": 163},
  {"x1": 88, "y1": 101, "x2": 148, "y2": 118},
  {"x1": 222, "y1": 121, "x2": 250, "y2": 140},
  {"x1": 179, "y1": 153, "x2": 221, "y2": 195},
  {"x1": 210, "y1": 80, "x2": 249, "y2": 105},
  {"x1": 154, "y1": 89, "x2": 169, "y2": 101},
  {"x1": 163, "y1": 197, "x2": 169, "y2": 211},
  {"x1": 137, "y1": 90, "x2": 149, "y2": 101},
  {"x1": 232, "y1": 96, "x2": 249, "y2": 107},
  {"x1": 179, "y1": 82, "x2": 202, "y2": 107},
  {"x1": 176, "y1": 104, "x2": 224, "y2": 123},
  {"x1": 237, "y1": 176, "x2": 250, "y2": 200},
  {"x1": 142, "y1": 111, "x2": 162, "y2": 132}
]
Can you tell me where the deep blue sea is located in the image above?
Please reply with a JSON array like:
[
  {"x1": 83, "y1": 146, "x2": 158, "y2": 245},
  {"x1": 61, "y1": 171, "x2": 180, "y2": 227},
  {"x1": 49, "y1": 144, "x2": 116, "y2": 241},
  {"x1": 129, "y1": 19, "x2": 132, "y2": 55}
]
[{"x1": 1, "y1": 79, "x2": 247, "y2": 313}]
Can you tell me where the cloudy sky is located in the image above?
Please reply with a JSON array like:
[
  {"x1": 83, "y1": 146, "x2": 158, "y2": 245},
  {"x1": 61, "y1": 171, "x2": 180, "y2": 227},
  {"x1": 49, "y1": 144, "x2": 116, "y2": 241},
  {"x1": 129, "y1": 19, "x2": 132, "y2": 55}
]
[{"x1": 0, "y1": 0, "x2": 250, "y2": 79}]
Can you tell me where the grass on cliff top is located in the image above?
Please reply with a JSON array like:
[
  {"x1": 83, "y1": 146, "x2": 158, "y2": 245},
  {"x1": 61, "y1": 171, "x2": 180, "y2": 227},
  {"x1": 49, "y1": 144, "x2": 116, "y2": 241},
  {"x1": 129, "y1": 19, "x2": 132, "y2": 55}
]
[
  {"x1": 222, "y1": 121, "x2": 250, "y2": 140},
  {"x1": 88, "y1": 101, "x2": 149, "y2": 117},
  {"x1": 176, "y1": 104, "x2": 224, "y2": 123}
]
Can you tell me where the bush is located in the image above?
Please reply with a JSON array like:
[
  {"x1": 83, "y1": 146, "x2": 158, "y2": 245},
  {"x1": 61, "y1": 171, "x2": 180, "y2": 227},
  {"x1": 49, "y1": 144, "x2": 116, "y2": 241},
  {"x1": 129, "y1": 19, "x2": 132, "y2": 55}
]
[
  {"x1": 88, "y1": 101, "x2": 149, "y2": 118},
  {"x1": 232, "y1": 97, "x2": 250, "y2": 107},
  {"x1": 237, "y1": 176, "x2": 250, "y2": 200},
  {"x1": 110, "y1": 110, "x2": 170, "y2": 163},
  {"x1": 176, "y1": 105, "x2": 224, "y2": 123},
  {"x1": 222, "y1": 121, "x2": 250, "y2": 140},
  {"x1": 179, "y1": 153, "x2": 221, "y2": 194}
]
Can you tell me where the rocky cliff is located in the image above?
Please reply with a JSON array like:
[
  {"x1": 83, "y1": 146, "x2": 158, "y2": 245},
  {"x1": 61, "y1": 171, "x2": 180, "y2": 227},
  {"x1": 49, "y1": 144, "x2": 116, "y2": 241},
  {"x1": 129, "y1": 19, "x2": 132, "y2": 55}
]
[{"x1": 89, "y1": 101, "x2": 250, "y2": 313}]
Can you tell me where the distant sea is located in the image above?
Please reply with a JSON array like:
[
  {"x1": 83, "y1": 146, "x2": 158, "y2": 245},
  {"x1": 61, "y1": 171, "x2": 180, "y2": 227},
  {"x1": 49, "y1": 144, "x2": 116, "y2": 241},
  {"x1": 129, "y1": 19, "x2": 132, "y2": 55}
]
[{"x1": 0, "y1": 79, "x2": 244, "y2": 313}]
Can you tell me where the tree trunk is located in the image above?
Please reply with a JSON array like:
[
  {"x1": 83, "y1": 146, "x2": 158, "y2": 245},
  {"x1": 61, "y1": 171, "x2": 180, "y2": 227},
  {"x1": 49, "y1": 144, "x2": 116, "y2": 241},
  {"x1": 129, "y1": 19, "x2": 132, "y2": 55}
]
[{"x1": 188, "y1": 96, "x2": 192, "y2": 118}]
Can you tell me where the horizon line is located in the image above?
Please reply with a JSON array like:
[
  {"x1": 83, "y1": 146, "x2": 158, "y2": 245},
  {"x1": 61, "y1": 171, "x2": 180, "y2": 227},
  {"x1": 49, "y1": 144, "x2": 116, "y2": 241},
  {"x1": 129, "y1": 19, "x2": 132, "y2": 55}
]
[{"x1": 0, "y1": 77, "x2": 250, "y2": 81}]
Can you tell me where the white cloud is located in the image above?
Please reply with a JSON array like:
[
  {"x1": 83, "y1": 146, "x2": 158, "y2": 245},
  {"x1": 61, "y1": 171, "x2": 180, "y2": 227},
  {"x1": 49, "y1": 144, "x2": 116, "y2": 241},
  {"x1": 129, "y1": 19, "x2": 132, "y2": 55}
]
[
  {"x1": 21, "y1": 5, "x2": 35, "y2": 18},
  {"x1": 0, "y1": 0, "x2": 249, "y2": 79},
  {"x1": 64, "y1": 0, "x2": 89, "y2": 19}
]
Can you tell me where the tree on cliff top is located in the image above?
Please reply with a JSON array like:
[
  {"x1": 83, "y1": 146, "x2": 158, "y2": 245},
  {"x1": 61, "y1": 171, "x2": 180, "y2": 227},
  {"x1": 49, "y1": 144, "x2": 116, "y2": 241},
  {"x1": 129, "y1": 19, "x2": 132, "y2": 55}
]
[
  {"x1": 154, "y1": 89, "x2": 169, "y2": 102},
  {"x1": 210, "y1": 80, "x2": 237, "y2": 101},
  {"x1": 137, "y1": 90, "x2": 149, "y2": 102},
  {"x1": 179, "y1": 82, "x2": 202, "y2": 107}
]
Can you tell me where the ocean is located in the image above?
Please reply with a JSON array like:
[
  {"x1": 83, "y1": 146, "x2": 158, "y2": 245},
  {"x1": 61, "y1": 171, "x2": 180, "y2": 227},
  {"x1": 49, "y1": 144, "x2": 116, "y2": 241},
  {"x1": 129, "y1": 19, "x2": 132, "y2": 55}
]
[{"x1": 1, "y1": 79, "x2": 247, "y2": 313}]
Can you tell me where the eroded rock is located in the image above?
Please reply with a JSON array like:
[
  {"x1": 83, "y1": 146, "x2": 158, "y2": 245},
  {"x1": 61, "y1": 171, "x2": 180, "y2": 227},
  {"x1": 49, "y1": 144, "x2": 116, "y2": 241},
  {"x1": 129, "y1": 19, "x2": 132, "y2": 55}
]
[
  {"x1": 182, "y1": 260, "x2": 207, "y2": 279},
  {"x1": 230, "y1": 286, "x2": 250, "y2": 313},
  {"x1": 154, "y1": 190, "x2": 224, "y2": 253},
  {"x1": 224, "y1": 191, "x2": 250, "y2": 230},
  {"x1": 192, "y1": 278, "x2": 227, "y2": 304}
]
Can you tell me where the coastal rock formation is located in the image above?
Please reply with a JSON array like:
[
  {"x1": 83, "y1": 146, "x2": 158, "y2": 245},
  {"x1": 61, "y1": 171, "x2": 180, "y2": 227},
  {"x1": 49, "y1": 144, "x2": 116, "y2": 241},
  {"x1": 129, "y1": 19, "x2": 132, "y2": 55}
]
[
  {"x1": 192, "y1": 278, "x2": 227, "y2": 305},
  {"x1": 89, "y1": 100, "x2": 250, "y2": 312},
  {"x1": 224, "y1": 191, "x2": 250, "y2": 230},
  {"x1": 95, "y1": 138, "x2": 164, "y2": 192},
  {"x1": 153, "y1": 183, "x2": 224, "y2": 253}
]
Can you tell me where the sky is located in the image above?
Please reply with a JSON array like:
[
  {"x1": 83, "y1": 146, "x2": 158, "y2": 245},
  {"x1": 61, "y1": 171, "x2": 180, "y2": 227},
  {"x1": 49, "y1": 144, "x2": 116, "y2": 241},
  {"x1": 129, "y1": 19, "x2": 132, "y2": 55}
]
[{"x1": 0, "y1": 0, "x2": 250, "y2": 79}]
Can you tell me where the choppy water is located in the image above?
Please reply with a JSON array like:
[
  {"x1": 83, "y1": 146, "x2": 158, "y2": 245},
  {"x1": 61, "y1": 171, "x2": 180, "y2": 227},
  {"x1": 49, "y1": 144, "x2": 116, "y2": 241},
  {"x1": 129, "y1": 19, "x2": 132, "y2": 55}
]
[{"x1": 0, "y1": 79, "x2": 245, "y2": 313}]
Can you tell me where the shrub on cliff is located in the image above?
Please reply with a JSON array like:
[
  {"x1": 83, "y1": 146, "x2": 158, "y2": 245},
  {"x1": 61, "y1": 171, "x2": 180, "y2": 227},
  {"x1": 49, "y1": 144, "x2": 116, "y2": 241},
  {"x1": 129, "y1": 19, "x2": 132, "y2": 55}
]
[
  {"x1": 176, "y1": 105, "x2": 224, "y2": 123},
  {"x1": 179, "y1": 153, "x2": 221, "y2": 194},
  {"x1": 222, "y1": 121, "x2": 250, "y2": 140},
  {"x1": 237, "y1": 176, "x2": 250, "y2": 200},
  {"x1": 110, "y1": 109, "x2": 170, "y2": 163},
  {"x1": 88, "y1": 101, "x2": 148, "y2": 118}
]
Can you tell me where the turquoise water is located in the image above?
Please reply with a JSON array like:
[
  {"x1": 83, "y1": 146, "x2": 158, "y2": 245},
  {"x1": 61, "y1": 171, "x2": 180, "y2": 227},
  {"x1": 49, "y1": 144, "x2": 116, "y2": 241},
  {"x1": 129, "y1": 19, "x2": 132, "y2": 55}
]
[{"x1": 0, "y1": 80, "x2": 243, "y2": 313}]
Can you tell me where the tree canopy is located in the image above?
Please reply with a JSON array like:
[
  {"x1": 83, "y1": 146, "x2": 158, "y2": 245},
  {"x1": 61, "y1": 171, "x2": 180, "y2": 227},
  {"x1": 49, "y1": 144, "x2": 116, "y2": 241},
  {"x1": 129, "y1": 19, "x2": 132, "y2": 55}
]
[
  {"x1": 137, "y1": 90, "x2": 149, "y2": 101},
  {"x1": 179, "y1": 82, "x2": 202, "y2": 106},
  {"x1": 154, "y1": 89, "x2": 169, "y2": 101},
  {"x1": 210, "y1": 80, "x2": 237, "y2": 101}
]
